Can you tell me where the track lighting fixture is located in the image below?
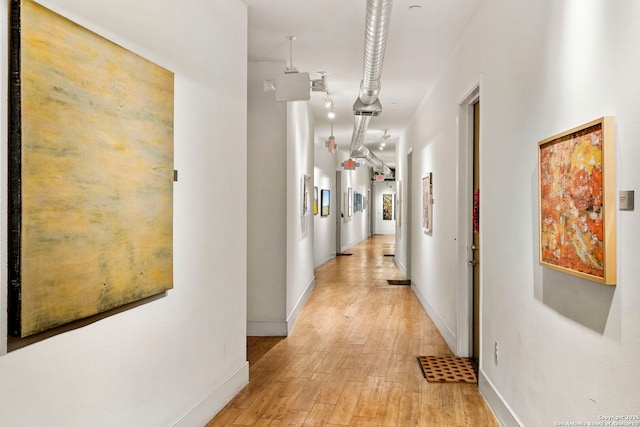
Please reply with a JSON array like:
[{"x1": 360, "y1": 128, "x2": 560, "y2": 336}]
[
  {"x1": 323, "y1": 84, "x2": 336, "y2": 120},
  {"x1": 379, "y1": 129, "x2": 390, "y2": 151}
]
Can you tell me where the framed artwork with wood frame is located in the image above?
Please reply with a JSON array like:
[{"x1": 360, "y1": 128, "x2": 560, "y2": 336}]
[{"x1": 538, "y1": 116, "x2": 616, "y2": 285}]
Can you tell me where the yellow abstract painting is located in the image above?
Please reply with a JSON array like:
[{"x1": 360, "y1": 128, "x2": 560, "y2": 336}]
[{"x1": 9, "y1": 0, "x2": 175, "y2": 337}]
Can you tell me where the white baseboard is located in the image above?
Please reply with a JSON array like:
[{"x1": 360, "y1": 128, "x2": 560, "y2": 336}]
[
  {"x1": 478, "y1": 370, "x2": 522, "y2": 427},
  {"x1": 394, "y1": 257, "x2": 406, "y2": 277},
  {"x1": 411, "y1": 283, "x2": 520, "y2": 426},
  {"x1": 341, "y1": 236, "x2": 367, "y2": 253},
  {"x1": 341, "y1": 240, "x2": 358, "y2": 252},
  {"x1": 247, "y1": 277, "x2": 315, "y2": 336},
  {"x1": 287, "y1": 277, "x2": 315, "y2": 334},
  {"x1": 411, "y1": 282, "x2": 457, "y2": 353},
  {"x1": 315, "y1": 253, "x2": 336, "y2": 268},
  {"x1": 173, "y1": 361, "x2": 249, "y2": 427},
  {"x1": 247, "y1": 321, "x2": 288, "y2": 336}
]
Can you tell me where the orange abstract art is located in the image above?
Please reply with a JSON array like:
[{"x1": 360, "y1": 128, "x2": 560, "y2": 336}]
[{"x1": 538, "y1": 117, "x2": 616, "y2": 284}]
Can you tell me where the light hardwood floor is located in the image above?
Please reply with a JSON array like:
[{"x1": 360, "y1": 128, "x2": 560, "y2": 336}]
[{"x1": 207, "y1": 235, "x2": 499, "y2": 426}]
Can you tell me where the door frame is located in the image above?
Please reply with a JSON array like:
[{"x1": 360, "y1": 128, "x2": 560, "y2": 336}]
[
  {"x1": 367, "y1": 189, "x2": 372, "y2": 238},
  {"x1": 335, "y1": 170, "x2": 342, "y2": 254},
  {"x1": 456, "y1": 79, "x2": 482, "y2": 358},
  {"x1": 405, "y1": 150, "x2": 413, "y2": 280}
]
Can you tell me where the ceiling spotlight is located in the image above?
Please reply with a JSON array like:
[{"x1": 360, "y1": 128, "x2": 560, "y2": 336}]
[
  {"x1": 409, "y1": 5, "x2": 422, "y2": 11},
  {"x1": 379, "y1": 146, "x2": 384, "y2": 151},
  {"x1": 327, "y1": 110, "x2": 335, "y2": 120},
  {"x1": 324, "y1": 90, "x2": 335, "y2": 111},
  {"x1": 380, "y1": 142, "x2": 386, "y2": 148}
]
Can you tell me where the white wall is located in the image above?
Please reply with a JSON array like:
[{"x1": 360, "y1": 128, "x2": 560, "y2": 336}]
[
  {"x1": 314, "y1": 140, "x2": 337, "y2": 267},
  {"x1": 397, "y1": 0, "x2": 640, "y2": 425},
  {"x1": 286, "y1": 102, "x2": 316, "y2": 332},
  {"x1": 247, "y1": 62, "x2": 287, "y2": 335},
  {"x1": 247, "y1": 67, "x2": 315, "y2": 336},
  {"x1": 337, "y1": 152, "x2": 372, "y2": 251},
  {"x1": 394, "y1": 175, "x2": 408, "y2": 276},
  {"x1": 373, "y1": 180, "x2": 396, "y2": 235},
  {"x1": 0, "y1": 1, "x2": 248, "y2": 426}
]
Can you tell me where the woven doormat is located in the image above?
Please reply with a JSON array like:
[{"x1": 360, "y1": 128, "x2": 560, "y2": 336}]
[{"x1": 417, "y1": 356, "x2": 478, "y2": 383}]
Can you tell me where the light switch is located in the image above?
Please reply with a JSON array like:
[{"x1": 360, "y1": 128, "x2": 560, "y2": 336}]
[{"x1": 619, "y1": 190, "x2": 634, "y2": 211}]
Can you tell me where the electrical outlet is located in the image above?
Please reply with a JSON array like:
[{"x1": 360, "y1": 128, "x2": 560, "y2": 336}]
[{"x1": 494, "y1": 341, "x2": 499, "y2": 364}]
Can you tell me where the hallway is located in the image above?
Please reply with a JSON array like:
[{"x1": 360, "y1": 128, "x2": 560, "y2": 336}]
[{"x1": 207, "y1": 235, "x2": 498, "y2": 426}]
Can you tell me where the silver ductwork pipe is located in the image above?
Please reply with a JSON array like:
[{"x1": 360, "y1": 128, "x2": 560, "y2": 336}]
[
  {"x1": 349, "y1": 115, "x2": 388, "y2": 174},
  {"x1": 349, "y1": 0, "x2": 393, "y2": 177}
]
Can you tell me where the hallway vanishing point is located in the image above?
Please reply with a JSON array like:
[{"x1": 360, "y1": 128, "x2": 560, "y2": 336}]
[{"x1": 207, "y1": 235, "x2": 499, "y2": 426}]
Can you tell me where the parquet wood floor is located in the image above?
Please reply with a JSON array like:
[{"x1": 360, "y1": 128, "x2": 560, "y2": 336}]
[{"x1": 207, "y1": 235, "x2": 499, "y2": 426}]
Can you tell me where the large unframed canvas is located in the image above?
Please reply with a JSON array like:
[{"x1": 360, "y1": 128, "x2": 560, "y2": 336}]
[
  {"x1": 538, "y1": 117, "x2": 616, "y2": 285},
  {"x1": 8, "y1": 0, "x2": 175, "y2": 337}
]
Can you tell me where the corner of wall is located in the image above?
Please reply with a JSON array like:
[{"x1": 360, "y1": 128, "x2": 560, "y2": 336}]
[
  {"x1": 394, "y1": 257, "x2": 407, "y2": 277},
  {"x1": 411, "y1": 283, "x2": 457, "y2": 353},
  {"x1": 286, "y1": 277, "x2": 315, "y2": 334},
  {"x1": 247, "y1": 321, "x2": 288, "y2": 337},
  {"x1": 478, "y1": 371, "x2": 522, "y2": 427},
  {"x1": 0, "y1": 1, "x2": 8, "y2": 356},
  {"x1": 173, "y1": 361, "x2": 249, "y2": 427}
]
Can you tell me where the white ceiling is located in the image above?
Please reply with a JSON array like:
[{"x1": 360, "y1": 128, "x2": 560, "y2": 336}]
[{"x1": 245, "y1": 0, "x2": 480, "y2": 167}]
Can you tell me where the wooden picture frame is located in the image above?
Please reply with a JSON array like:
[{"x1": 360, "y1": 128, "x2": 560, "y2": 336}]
[
  {"x1": 422, "y1": 173, "x2": 433, "y2": 233},
  {"x1": 538, "y1": 117, "x2": 616, "y2": 285},
  {"x1": 8, "y1": 0, "x2": 175, "y2": 337},
  {"x1": 321, "y1": 189, "x2": 330, "y2": 217}
]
